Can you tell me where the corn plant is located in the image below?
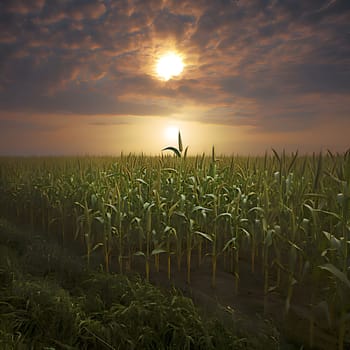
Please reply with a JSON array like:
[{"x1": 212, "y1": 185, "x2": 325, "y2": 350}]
[
  {"x1": 1, "y1": 151, "x2": 350, "y2": 347},
  {"x1": 162, "y1": 131, "x2": 188, "y2": 158}
]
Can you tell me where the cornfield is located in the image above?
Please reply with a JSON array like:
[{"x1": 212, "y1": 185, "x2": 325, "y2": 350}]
[{"x1": 0, "y1": 150, "x2": 349, "y2": 349}]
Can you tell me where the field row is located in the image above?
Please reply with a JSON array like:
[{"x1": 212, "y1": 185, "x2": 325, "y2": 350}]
[{"x1": 0, "y1": 152, "x2": 349, "y2": 348}]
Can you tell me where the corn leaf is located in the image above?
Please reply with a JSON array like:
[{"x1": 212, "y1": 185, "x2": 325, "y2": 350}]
[
  {"x1": 151, "y1": 248, "x2": 167, "y2": 256},
  {"x1": 178, "y1": 131, "x2": 183, "y2": 152},
  {"x1": 136, "y1": 178, "x2": 149, "y2": 186},
  {"x1": 134, "y1": 251, "x2": 146, "y2": 258},
  {"x1": 162, "y1": 146, "x2": 181, "y2": 158},
  {"x1": 319, "y1": 263, "x2": 350, "y2": 289},
  {"x1": 195, "y1": 231, "x2": 213, "y2": 242}
]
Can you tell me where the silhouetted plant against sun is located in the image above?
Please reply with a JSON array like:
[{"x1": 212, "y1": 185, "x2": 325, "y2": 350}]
[{"x1": 162, "y1": 130, "x2": 188, "y2": 158}]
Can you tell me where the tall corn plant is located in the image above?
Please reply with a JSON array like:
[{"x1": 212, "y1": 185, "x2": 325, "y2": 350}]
[
  {"x1": 75, "y1": 196, "x2": 101, "y2": 268},
  {"x1": 134, "y1": 202, "x2": 166, "y2": 282},
  {"x1": 162, "y1": 131, "x2": 188, "y2": 158}
]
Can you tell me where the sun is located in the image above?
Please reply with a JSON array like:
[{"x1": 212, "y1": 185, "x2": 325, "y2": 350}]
[{"x1": 156, "y1": 53, "x2": 184, "y2": 81}]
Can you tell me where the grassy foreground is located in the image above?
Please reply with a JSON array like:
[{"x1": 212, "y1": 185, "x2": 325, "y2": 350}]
[{"x1": 0, "y1": 218, "x2": 280, "y2": 350}]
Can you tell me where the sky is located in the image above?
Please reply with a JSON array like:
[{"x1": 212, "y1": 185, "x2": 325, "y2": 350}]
[{"x1": 0, "y1": 0, "x2": 349, "y2": 156}]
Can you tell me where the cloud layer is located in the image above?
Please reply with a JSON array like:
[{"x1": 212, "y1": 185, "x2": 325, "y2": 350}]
[{"x1": 0, "y1": 0, "x2": 349, "y2": 138}]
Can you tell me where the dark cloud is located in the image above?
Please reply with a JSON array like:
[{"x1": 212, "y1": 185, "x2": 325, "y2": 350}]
[
  {"x1": 281, "y1": 63, "x2": 350, "y2": 94},
  {"x1": 66, "y1": 0, "x2": 106, "y2": 20},
  {"x1": 0, "y1": 0, "x2": 349, "y2": 135},
  {"x1": 0, "y1": 84, "x2": 177, "y2": 116},
  {"x1": 0, "y1": 0, "x2": 45, "y2": 15},
  {"x1": 221, "y1": 61, "x2": 350, "y2": 97},
  {"x1": 152, "y1": 9, "x2": 195, "y2": 41},
  {"x1": 0, "y1": 118, "x2": 58, "y2": 131}
]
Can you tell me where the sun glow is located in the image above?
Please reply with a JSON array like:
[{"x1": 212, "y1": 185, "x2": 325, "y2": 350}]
[
  {"x1": 164, "y1": 126, "x2": 179, "y2": 141},
  {"x1": 156, "y1": 53, "x2": 184, "y2": 81}
]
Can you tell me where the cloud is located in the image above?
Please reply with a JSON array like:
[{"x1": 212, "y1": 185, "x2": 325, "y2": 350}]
[
  {"x1": 66, "y1": 0, "x2": 106, "y2": 20},
  {"x1": 0, "y1": 118, "x2": 58, "y2": 132},
  {"x1": 152, "y1": 8, "x2": 195, "y2": 41},
  {"x1": 1, "y1": 0, "x2": 45, "y2": 15},
  {"x1": 88, "y1": 118, "x2": 131, "y2": 126},
  {"x1": 0, "y1": 83, "x2": 177, "y2": 117},
  {"x1": 0, "y1": 0, "x2": 349, "y2": 136}
]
